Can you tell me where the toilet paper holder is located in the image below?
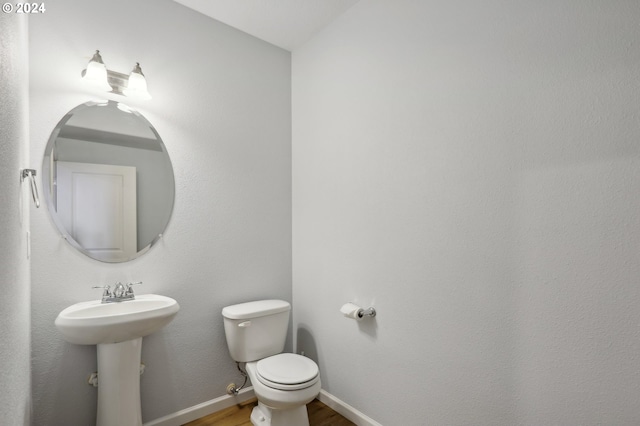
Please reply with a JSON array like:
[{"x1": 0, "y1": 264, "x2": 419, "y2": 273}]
[
  {"x1": 340, "y1": 302, "x2": 376, "y2": 320},
  {"x1": 358, "y1": 306, "x2": 376, "y2": 318}
]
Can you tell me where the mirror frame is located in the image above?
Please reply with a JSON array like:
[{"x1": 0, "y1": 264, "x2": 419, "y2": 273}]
[{"x1": 41, "y1": 100, "x2": 175, "y2": 263}]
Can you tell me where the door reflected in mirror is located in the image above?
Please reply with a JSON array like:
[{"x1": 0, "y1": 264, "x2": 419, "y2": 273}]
[{"x1": 42, "y1": 100, "x2": 175, "y2": 262}]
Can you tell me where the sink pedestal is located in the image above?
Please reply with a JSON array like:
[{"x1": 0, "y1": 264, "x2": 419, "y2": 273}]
[{"x1": 97, "y1": 338, "x2": 143, "y2": 426}]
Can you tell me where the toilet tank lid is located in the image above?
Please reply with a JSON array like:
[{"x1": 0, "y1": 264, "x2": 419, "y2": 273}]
[{"x1": 222, "y1": 299, "x2": 290, "y2": 320}]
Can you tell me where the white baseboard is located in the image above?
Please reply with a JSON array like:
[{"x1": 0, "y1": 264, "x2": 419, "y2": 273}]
[
  {"x1": 317, "y1": 390, "x2": 382, "y2": 426},
  {"x1": 143, "y1": 387, "x2": 255, "y2": 426},
  {"x1": 143, "y1": 387, "x2": 381, "y2": 426}
]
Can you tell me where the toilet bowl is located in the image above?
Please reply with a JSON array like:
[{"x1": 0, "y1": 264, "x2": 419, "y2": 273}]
[
  {"x1": 222, "y1": 300, "x2": 321, "y2": 426},
  {"x1": 246, "y1": 353, "x2": 321, "y2": 425}
]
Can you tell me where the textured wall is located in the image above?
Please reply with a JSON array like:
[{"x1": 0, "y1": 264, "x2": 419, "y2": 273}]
[
  {"x1": 292, "y1": 0, "x2": 640, "y2": 424},
  {"x1": 29, "y1": 1, "x2": 291, "y2": 424},
  {"x1": 0, "y1": 12, "x2": 31, "y2": 426}
]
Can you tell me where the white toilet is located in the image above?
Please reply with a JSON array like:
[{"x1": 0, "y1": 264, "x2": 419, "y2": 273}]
[{"x1": 222, "y1": 300, "x2": 321, "y2": 426}]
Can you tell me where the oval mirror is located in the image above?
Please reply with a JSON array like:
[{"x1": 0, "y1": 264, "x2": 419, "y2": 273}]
[{"x1": 42, "y1": 100, "x2": 175, "y2": 263}]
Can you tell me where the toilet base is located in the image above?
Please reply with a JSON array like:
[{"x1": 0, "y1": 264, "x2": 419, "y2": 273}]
[{"x1": 250, "y1": 401, "x2": 310, "y2": 426}]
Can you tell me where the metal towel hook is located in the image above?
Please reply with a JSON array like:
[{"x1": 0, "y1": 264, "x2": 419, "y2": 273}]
[{"x1": 21, "y1": 169, "x2": 40, "y2": 208}]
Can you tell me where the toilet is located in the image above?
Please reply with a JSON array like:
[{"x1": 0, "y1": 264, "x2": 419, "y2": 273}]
[{"x1": 222, "y1": 300, "x2": 321, "y2": 426}]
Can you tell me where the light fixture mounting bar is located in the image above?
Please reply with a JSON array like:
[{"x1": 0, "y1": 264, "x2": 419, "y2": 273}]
[{"x1": 106, "y1": 69, "x2": 129, "y2": 96}]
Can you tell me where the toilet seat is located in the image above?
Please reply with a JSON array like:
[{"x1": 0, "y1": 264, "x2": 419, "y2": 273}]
[{"x1": 256, "y1": 353, "x2": 319, "y2": 391}]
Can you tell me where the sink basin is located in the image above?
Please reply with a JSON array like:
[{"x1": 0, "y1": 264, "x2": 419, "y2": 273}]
[{"x1": 55, "y1": 294, "x2": 179, "y2": 345}]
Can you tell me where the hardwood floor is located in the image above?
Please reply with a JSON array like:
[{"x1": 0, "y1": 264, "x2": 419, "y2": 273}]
[{"x1": 183, "y1": 398, "x2": 355, "y2": 426}]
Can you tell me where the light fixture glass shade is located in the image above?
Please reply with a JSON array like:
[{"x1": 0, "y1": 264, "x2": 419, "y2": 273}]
[
  {"x1": 82, "y1": 50, "x2": 112, "y2": 92},
  {"x1": 123, "y1": 63, "x2": 152, "y2": 100}
]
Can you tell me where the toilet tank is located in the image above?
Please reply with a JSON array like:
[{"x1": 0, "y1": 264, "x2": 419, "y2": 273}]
[{"x1": 222, "y1": 300, "x2": 290, "y2": 362}]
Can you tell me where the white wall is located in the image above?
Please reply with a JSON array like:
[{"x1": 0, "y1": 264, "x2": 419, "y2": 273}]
[
  {"x1": 0, "y1": 12, "x2": 31, "y2": 426},
  {"x1": 292, "y1": 0, "x2": 640, "y2": 425},
  {"x1": 29, "y1": 0, "x2": 291, "y2": 424}
]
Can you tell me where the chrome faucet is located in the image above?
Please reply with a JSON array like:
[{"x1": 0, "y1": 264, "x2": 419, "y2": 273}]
[{"x1": 93, "y1": 281, "x2": 142, "y2": 303}]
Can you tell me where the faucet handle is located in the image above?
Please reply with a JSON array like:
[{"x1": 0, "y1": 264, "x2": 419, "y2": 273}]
[
  {"x1": 92, "y1": 285, "x2": 112, "y2": 297},
  {"x1": 125, "y1": 281, "x2": 143, "y2": 294}
]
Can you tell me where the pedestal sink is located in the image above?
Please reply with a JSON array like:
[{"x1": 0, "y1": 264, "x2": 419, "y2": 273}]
[{"x1": 55, "y1": 294, "x2": 179, "y2": 426}]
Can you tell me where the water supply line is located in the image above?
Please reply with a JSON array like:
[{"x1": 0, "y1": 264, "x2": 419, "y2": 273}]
[{"x1": 226, "y1": 362, "x2": 248, "y2": 395}]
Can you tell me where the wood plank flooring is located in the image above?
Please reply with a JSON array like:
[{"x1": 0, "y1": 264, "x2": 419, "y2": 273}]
[{"x1": 183, "y1": 398, "x2": 355, "y2": 426}]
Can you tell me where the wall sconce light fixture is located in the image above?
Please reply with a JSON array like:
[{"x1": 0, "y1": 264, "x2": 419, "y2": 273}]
[
  {"x1": 81, "y1": 50, "x2": 112, "y2": 92},
  {"x1": 81, "y1": 50, "x2": 152, "y2": 100}
]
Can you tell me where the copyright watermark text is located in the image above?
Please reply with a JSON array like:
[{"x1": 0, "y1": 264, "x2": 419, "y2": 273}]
[{"x1": 2, "y1": 3, "x2": 46, "y2": 13}]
